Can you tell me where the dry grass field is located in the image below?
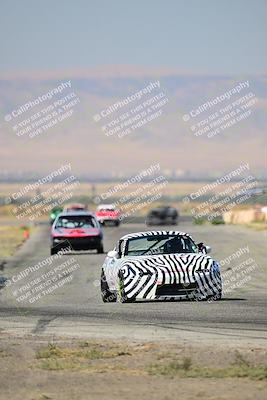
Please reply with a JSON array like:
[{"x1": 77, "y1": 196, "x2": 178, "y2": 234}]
[{"x1": 0, "y1": 181, "x2": 265, "y2": 226}]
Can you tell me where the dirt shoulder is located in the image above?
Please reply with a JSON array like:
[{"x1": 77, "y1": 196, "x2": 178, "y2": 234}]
[
  {"x1": 0, "y1": 333, "x2": 266, "y2": 400},
  {"x1": 0, "y1": 224, "x2": 36, "y2": 261}
]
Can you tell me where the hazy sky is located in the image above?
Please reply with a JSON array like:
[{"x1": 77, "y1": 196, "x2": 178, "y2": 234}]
[{"x1": 0, "y1": 0, "x2": 266, "y2": 74}]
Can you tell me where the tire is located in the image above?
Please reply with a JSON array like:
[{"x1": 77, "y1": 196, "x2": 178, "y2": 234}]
[
  {"x1": 97, "y1": 243, "x2": 104, "y2": 254},
  {"x1": 213, "y1": 291, "x2": 222, "y2": 301},
  {"x1": 206, "y1": 291, "x2": 222, "y2": 301},
  {"x1": 118, "y1": 271, "x2": 135, "y2": 303},
  {"x1": 101, "y1": 270, "x2": 116, "y2": 302},
  {"x1": 50, "y1": 247, "x2": 58, "y2": 255},
  {"x1": 114, "y1": 220, "x2": 120, "y2": 227}
]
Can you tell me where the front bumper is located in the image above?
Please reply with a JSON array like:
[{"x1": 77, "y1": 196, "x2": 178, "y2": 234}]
[
  {"x1": 121, "y1": 270, "x2": 222, "y2": 301},
  {"x1": 52, "y1": 235, "x2": 102, "y2": 250},
  {"x1": 98, "y1": 218, "x2": 119, "y2": 224}
]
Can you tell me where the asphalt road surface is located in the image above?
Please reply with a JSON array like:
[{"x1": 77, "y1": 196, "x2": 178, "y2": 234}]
[{"x1": 0, "y1": 222, "x2": 266, "y2": 346}]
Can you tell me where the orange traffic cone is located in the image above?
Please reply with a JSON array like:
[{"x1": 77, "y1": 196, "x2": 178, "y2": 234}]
[{"x1": 23, "y1": 228, "x2": 30, "y2": 240}]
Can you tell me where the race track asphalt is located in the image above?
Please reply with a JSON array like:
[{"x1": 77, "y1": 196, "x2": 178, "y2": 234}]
[{"x1": 0, "y1": 222, "x2": 266, "y2": 346}]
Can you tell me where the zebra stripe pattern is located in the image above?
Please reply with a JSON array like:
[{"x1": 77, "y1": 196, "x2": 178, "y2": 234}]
[{"x1": 118, "y1": 231, "x2": 222, "y2": 301}]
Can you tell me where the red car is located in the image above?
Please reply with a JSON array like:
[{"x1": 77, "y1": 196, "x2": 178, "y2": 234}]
[
  {"x1": 63, "y1": 203, "x2": 87, "y2": 213},
  {"x1": 51, "y1": 211, "x2": 104, "y2": 254},
  {"x1": 95, "y1": 204, "x2": 120, "y2": 226}
]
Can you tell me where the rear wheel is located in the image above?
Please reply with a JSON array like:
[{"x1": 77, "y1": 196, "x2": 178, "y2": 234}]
[{"x1": 101, "y1": 270, "x2": 116, "y2": 302}]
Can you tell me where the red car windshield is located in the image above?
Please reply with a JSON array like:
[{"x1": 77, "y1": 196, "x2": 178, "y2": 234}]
[{"x1": 55, "y1": 216, "x2": 97, "y2": 229}]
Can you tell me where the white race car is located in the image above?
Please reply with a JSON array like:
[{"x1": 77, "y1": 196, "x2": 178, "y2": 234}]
[{"x1": 101, "y1": 231, "x2": 222, "y2": 302}]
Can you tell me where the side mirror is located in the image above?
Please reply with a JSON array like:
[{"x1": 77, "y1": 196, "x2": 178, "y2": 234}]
[
  {"x1": 205, "y1": 245, "x2": 211, "y2": 254},
  {"x1": 107, "y1": 250, "x2": 119, "y2": 258},
  {"x1": 197, "y1": 243, "x2": 211, "y2": 254}
]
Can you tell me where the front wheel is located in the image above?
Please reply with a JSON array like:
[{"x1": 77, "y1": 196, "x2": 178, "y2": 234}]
[
  {"x1": 206, "y1": 291, "x2": 222, "y2": 301},
  {"x1": 118, "y1": 271, "x2": 135, "y2": 303},
  {"x1": 97, "y1": 243, "x2": 104, "y2": 254},
  {"x1": 101, "y1": 270, "x2": 116, "y2": 302},
  {"x1": 50, "y1": 247, "x2": 58, "y2": 255}
]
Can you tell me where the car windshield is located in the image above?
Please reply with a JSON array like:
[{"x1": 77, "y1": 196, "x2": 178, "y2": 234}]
[
  {"x1": 56, "y1": 216, "x2": 97, "y2": 229},
  {"x1": 125, "y1": 235, "x2": 198, "y2": 256}
]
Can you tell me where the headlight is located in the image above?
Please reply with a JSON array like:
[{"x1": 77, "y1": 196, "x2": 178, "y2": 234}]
[{"x1": 212, "y1": 261, "x2": 220, "y2": 272}]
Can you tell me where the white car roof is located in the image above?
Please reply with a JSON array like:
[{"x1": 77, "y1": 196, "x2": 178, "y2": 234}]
[
  {"x1": 97, "y1": 204, "x2": 115, "y2": 210},
  {"x1": 120, "y1": 231, "x2": 193, "y2": 241}
]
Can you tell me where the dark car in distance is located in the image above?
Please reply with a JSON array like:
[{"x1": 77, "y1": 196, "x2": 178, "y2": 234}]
[{"x1": 146, "y1": 206, "x2": 179, "y2": 226}]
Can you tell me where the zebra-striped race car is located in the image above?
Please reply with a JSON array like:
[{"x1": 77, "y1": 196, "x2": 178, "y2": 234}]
[{"x1": 100, "y1": 231, "x2": 222, "y2": 303}]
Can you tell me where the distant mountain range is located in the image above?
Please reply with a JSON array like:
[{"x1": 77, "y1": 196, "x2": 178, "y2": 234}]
[{"x1": 0, "y1": 66, "x2": 266, "y2": 178}]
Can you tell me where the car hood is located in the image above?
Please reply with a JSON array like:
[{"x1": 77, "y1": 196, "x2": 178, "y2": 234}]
[{"x1": 120, "y1": 253, "x2": 214, "y2": 272}]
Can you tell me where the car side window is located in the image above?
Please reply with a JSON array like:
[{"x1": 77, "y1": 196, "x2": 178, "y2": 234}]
[{"x1": 94, "y1": 218, "x2": 100, "y2": 228}]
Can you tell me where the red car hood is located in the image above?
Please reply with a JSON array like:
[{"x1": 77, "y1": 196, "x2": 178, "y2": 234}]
[{"x1": 52, "y1": 228, "x2": 101, "y2": 237}]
